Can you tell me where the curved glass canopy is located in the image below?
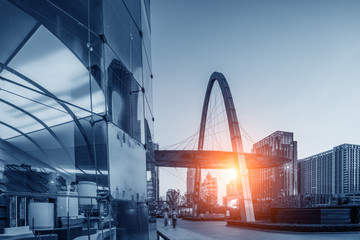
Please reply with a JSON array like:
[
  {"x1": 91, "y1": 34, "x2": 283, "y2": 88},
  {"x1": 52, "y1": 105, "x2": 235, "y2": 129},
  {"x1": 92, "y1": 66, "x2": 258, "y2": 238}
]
[
  {"x1": 0, "y1": 1, "x2": 153, "y2": 238},
  {"x1": 0, "y1": 1, "x2": 107, "y2": 192}
]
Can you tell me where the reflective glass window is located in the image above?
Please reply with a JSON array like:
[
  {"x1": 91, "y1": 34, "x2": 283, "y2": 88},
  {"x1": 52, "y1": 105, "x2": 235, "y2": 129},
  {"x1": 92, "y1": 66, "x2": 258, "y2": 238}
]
[
  {"x1": 143, "y1": 0, "x2": 151, "y2": 30},
  {"x1": 145, "y1": 104, "x2": 154, "y2": 141},
  {"x1": 141, "y1": 2, "x2": 152, "y2": 71},
  {"x1": 104, "y1": 0, "x2": 143, "y2": 84},
  {"x1": 0, "y1": 1, "x2": 38, "y2": 64},
  {"x1": 143, "y1": 47, "x2": 153, "y2": 113},
  {"x1": 105, "y1": 46, "x2": 145, "y2": 144},
  {"x1": 108, "y1": 123, "x2": 146, "y2": 201},
  {"x1": 10, "y1": 0, "x2": 103, "y2": 71},
  {"x1": 7, "y1": 26, "x2": 91, "y2": 111},
  {"x1": 123, "y1": 0, "x2": 141, "y2": 28}
]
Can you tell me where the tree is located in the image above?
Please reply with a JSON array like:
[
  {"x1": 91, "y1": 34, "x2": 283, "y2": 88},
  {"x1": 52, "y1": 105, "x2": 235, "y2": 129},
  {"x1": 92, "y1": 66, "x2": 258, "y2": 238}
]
[
  {"x1": 197, "y1": 193, "x2": 217, "y2": 214},
  {"x1": 180, "y1": 192, "x2": 194, "y2": 208},
  {"x1": 204, "y1": 193, "x2": 217, "y2": 213},
  {"x1": 167, "y1": 189, "x2": 180, "y2": 209}
]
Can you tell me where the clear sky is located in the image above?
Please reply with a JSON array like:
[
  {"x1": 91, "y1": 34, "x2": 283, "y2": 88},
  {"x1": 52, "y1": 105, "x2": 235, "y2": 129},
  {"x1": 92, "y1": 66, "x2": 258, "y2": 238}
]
[{"x1": 150, "y1": 0, "x2": 360, "y2": 201}]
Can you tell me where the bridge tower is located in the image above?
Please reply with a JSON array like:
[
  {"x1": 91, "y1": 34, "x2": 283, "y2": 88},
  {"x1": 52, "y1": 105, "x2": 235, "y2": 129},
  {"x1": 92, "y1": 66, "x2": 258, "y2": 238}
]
[{"x1": 193, "y1": 72, "x2": 255, "y2": 222}]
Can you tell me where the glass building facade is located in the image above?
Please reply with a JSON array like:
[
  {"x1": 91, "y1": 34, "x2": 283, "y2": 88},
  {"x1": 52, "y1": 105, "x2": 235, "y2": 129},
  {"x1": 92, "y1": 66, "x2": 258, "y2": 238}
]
[
  {"x1": 250, "y1": 131, "x2": 298, "y2": 201},
  {"x1": 0, "y1": 0, "x2": 154, "y2": 239}
]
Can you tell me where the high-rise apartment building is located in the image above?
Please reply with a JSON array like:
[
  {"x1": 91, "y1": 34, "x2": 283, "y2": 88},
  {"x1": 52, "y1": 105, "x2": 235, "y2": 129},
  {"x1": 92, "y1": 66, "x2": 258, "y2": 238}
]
[
  {"x1": 299, "y1": 144, "x2": 360, "y2": 195},
  {"x1": 298, "y1": 150, "x2": 332, "y2": 194},
  {"x1": 250, "y1": 131, "x2": 298, "y2": 201}
]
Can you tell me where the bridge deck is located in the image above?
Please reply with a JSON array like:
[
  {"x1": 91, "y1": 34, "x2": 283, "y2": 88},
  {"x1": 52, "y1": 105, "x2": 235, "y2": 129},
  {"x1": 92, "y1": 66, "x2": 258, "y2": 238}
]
[{"x1": 155, "y1": 150, "x2": 289, "y2": 169}]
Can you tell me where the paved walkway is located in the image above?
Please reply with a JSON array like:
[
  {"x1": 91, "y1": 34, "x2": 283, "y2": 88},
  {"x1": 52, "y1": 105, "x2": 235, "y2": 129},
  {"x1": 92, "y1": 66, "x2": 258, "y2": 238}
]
[
  {"x1": 156, "y1": 219, "x2": 210, "y2": 240},
  {"x1": 154, "y1": 219, "x2": 360, "y2": 240}
]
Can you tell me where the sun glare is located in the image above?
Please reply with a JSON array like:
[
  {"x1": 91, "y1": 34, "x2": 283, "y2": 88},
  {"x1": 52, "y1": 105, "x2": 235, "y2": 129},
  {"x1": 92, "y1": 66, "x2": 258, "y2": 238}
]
[{"x1": 229, "y1": 168, "x2": 237, "y2": 180}]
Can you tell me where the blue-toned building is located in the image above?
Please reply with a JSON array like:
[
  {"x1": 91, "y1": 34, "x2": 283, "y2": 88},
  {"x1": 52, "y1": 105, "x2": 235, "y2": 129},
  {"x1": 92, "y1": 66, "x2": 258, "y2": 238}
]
[
  {"x1": 0, "y1": 0, "x2": 154, "y2": 239},
  {"x1": 299, "y1": 144, "x2": 360, "y2": 196}
]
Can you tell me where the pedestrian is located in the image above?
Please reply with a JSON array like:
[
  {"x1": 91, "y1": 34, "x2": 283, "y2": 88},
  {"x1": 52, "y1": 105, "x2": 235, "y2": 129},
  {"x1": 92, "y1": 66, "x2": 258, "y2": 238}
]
[
  {"x1": 163, "y1": 208, "x2": 169, "y2": 228},
  {"x1": 172, "y1": 208, "x2": 178, "y2": 228}
]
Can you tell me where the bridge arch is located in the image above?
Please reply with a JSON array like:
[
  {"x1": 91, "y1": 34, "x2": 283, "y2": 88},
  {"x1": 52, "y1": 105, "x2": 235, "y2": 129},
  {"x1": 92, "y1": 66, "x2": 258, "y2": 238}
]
[{"x1": 194, "y1": 72, "x2": 255, "y2": 221}]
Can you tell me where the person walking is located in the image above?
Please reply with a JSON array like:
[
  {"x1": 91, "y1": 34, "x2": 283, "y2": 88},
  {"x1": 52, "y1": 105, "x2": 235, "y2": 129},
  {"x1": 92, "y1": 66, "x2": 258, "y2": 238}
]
[
  {"x1": 172, "y1": 208, "x2": 178, "y2": 228},
  {"x1": 163, "y1": 208, "x2": 169, "y2": 228}
]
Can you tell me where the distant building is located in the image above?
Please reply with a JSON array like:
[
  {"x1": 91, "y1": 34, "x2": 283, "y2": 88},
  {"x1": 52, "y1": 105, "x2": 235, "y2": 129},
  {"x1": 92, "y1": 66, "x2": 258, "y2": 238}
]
[
  {"x1": 250, "y1": 131, "x2": 298, "y2": 201},
  {"x1": 147, "y1": 143, "x2": 159, "y2": 203},
  {"x1": 199, "y1": 172, "x2": 218, "y2": 203},
  {"x1": 187, "y1": 168, "x2": 195, "y2": 194},
  {"x1": 223, "y1": 179, "x2": 238, "y2": 207},
  {"x1": 299, "y1": 144, "x2": 360, "y2": 196}
]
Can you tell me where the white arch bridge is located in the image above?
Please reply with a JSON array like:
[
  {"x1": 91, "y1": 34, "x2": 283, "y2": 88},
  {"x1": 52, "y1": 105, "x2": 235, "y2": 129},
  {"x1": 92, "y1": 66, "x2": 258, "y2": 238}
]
[{"x1": 154, "y1": 72, "x2": 290, "y2": 222}]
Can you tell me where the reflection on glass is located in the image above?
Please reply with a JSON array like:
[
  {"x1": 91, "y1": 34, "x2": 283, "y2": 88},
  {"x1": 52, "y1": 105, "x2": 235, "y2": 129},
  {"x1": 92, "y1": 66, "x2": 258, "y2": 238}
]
[
  {"x1": 104, "y1": 0, "x2": 143, "y2": 83},
  {"x1": 108, "y1": 124, "x2": 146, "y2": 201},
  {"x1": 107, "y1": 59, "x2": 144, "y2": 143},
  {"x1": 0, "y1": 0, "x2": 152, "y2": 239},
  {"x1": 8, "y1": 26, "x2": 92, "y2": 111}
]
